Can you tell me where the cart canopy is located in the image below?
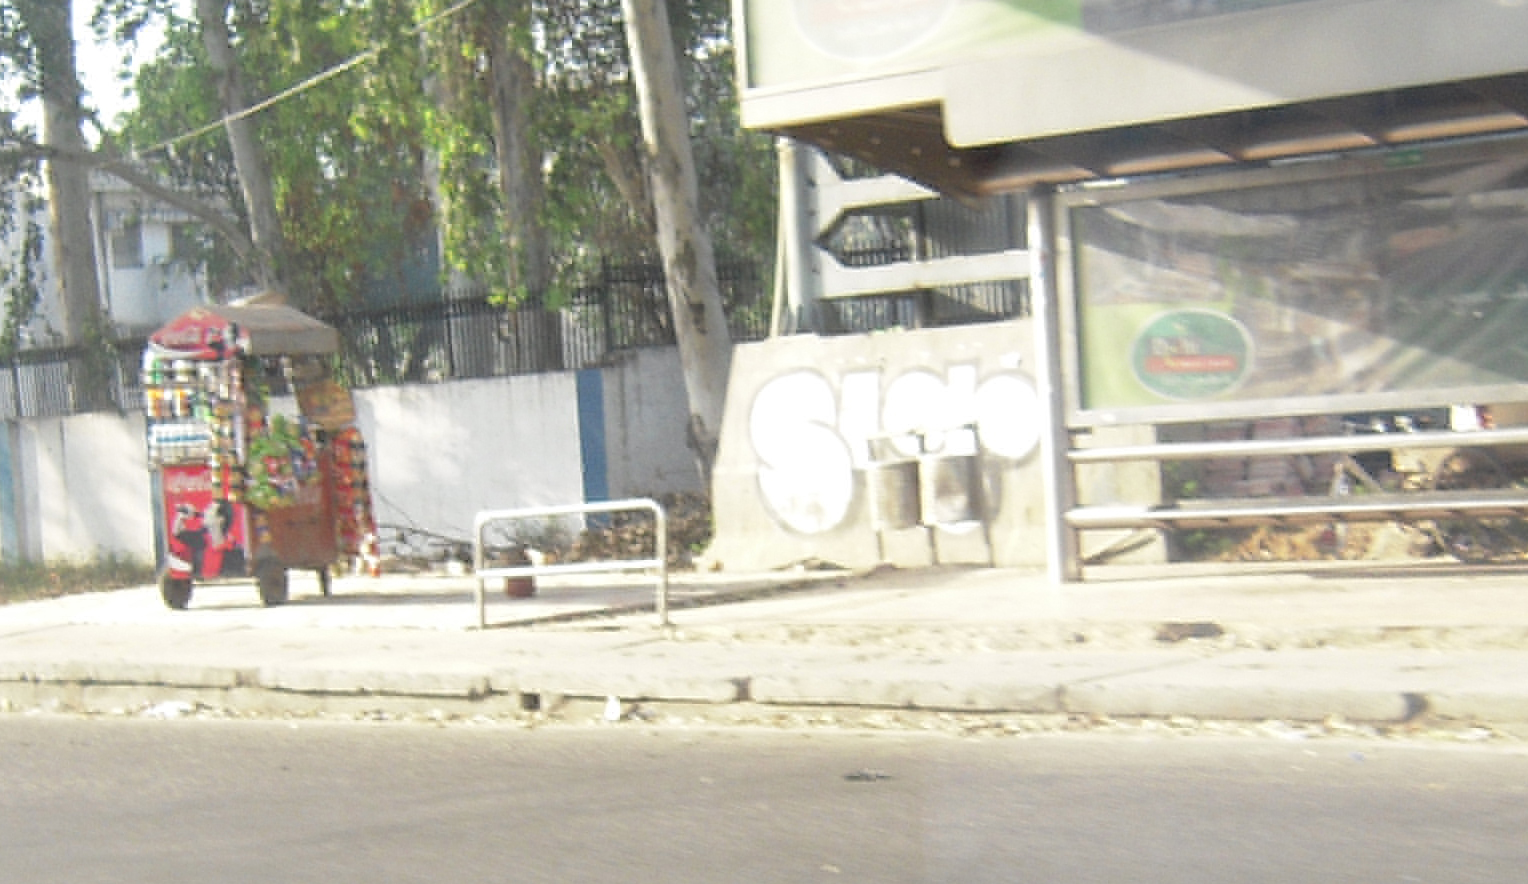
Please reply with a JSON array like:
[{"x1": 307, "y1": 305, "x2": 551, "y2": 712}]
[{"x1": 148, "y1": 303, "x2": 338, "y2": 360}]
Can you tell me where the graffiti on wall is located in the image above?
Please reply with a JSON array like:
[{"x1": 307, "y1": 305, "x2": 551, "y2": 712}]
[{"x1": 749, "y1": 361, "x2": 1041, "y2": 534}]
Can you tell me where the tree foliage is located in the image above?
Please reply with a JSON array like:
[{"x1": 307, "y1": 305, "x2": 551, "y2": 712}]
[
  {"x1": 114, "y1": 0, "x2": 437, "y2": 311},
  {"x1": 4, "y1": 0, "x2": 774, "y2": 322},
  {"x1": 1, "y1": 1, "x2": 118, "y2": 408},
  {"x1": 0, "y1": 98, "x2": 46, "y2": 356}
]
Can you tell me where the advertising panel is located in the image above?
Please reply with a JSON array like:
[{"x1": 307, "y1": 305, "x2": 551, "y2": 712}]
[
  {"x1": 743, "y1": 0, "x2": 1324, "y2": 91},
  {"x1": 741, "y1": 0, "x2": 1079, "y2": 91},
  {"x1": 1067, "y1": 142, "x2": 1528, "y2": 425},
  {"x1": 742, "y1": 0, "x2": 1528, "y2": 148},
  {"x1": 162, "y1": 464, "x2": 249, "y2": 580}
]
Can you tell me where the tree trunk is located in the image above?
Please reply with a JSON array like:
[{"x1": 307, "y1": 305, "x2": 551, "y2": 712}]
[
  {"x1": 195, "y1": 0, "x2": 289, "y2": 299},
  {"x1": 620, "y1": 0, "x2": 733, "y2": 485},
  {"x1": 23, "y1": 0, "x2": 113, "y2": 410},
  {"x1": 481, "y1": 0, "x2": 559, "y2": 367}
]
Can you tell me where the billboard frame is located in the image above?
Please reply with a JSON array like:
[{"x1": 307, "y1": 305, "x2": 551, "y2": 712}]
[{"x1": 1056, "y1": 133, "x2": 1528, "y2": 429}]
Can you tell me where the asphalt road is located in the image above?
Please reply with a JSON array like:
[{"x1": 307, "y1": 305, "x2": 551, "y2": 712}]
[{"x1": 1, "y1": 716, "x2": 1525, "y2": 884}]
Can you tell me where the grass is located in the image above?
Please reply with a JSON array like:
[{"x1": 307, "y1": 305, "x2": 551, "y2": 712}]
[{"x1": 0, "y1": 555, "x2": 156, "y2": 605}]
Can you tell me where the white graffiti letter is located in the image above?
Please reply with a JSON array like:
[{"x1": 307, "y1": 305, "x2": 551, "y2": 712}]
[
  {"x1": 749, "y1": 371, "x2": 854, "y2": 534},
  {"x1": 975, "y1": 373, "x2": 1041, "y2": 460}
]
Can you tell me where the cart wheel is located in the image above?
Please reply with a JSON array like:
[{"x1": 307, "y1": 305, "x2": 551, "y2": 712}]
[
  {"x1": 255, "y1": 557, "x2": 289, "y2": 607},
  {"x1": 159, "y1": 573, "x2": 193, "y2": 610},
  {"x1": 317, "y1": 567, "x2": 332, "y2": 597}
]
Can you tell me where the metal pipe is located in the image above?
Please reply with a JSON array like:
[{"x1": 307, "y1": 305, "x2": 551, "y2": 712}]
[
  {"x1": 473, "y1": 497, "x2": 669, "y2": 629},
  {"x1": 1067, "y1": 426, "x2": 1528, "y2": 465},
  {"x1": 1028, "y1": 187, "x2": 1079, "y2": 585}
]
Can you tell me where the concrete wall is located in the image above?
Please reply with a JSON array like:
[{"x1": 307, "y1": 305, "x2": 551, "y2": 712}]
[
  {"x1": 705, "y1": 320, "x2": 1050, "y2": 571},
  {"x1": 0, "y1": 330, "x2": 1060, "y2": 570},
  {"x1": 0, "y1": 348, "x2": 694, "y2": 564},
  {"x1": 598, "y1": 347, "x2": 705, "y2": 497},
  {"x1": 15, "y1": 412, "x2": 155, "y2": 561},
  {"x1": 353, "y1": 375, "x2": 584, "y2": 543}
]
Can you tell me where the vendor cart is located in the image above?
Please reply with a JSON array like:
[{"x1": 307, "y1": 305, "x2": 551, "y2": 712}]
[{"x1": 143, "y1": 302, "x2": 377, "y2": 609}]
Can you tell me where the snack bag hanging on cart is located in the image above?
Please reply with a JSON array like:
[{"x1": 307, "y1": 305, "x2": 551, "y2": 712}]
[{"x1": 293, "y1": 359, "x2": 380, "y2": 574}]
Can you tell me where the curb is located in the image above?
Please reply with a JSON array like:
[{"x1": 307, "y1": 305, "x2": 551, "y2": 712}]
[{"x1": 2, "y1": 648, "x2": 1525, "y2": 730}]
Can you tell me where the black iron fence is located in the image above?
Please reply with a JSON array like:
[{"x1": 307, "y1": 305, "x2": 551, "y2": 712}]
[
  {"x1": 0, "y1": 339, "x2": 147, "y2": 420},
  {"x1": 0, "y1": 259, "x2": 770, "y2": 421},
  {"x1": 322, "y1": 258, "x2": 769, "y2": 388},
  {"x1": 0, "y1": 247, "x2": 1030, "y2": 421}
]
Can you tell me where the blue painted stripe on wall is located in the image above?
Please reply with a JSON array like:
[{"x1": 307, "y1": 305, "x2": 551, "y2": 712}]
[
  {"x1": 576, "y1": 369, "x2": 609, "y2": 504},
  {"x1": 0, "y1": 425, "x2": 16, "y2": 560}
]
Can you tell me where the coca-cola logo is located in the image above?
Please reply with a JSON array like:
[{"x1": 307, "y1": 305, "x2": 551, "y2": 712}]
[
  {"x1": 164, "y1": 470, "x2": 213, "y2": 495},
  {"x1": 156, "y1": 326, "x2": 215, "y2": 349},
  {"x1": 793, "y1": 0, "x2": 956, "y2": 60},
  {"x1": 152, "y1": 308, "x2": 234, "y2": 357}
]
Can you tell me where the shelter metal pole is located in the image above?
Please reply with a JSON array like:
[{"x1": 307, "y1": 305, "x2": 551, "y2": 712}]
[
  {"x1": 1028, "y1": 187, "x2": 1080, "y2": 584},
  {"x1": 772, "y1": 139, "x2": 819, "y2": 336}
]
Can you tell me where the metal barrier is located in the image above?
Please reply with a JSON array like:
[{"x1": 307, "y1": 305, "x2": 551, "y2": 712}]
[
  {"x1": 1062, "y1": 424, "x2": 1528, "y2": 556},
  {"x1": 471, "y1": 498, "x2": 668, "y2": 629}
]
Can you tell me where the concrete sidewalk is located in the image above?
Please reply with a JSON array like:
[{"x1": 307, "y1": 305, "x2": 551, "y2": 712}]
[{"x1": 0, "y1": 560, "x2": 1525, "y2": 733}]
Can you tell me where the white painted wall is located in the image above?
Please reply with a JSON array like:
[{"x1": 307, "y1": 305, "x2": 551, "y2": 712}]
[
  {"x1": 18, "y1": 412, "x2": 154, "y2": 561},
  {"x1": 602, "y1": 348, "x2": 705, "y2": 496},
  {"x1": 354, "y1": 374, "x2": 584, "y2": 542},
  {"x1": 0, "y1": 352, "x2": 693, "y2": 564},
  {"x1": 706, "y1": 321, "x2": 1052, "y2": 571}
]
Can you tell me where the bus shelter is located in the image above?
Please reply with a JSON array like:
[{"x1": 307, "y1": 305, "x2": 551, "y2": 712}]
[{"x1": 734, "y1": 0, "x2": 1528, "y2": 580}]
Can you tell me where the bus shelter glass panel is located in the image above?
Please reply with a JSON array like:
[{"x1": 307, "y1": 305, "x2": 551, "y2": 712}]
[{"x1": 1066, "y1": 143, "x2": 1528, "y2": 426}]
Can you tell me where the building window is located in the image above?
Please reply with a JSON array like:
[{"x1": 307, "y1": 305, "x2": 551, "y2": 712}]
[
  {"x1": 170, "y1": 223, "x2": 202, "y2": 263},
  {"x1": 111, "y1": 216, "x2": 143, "y2": 269}
]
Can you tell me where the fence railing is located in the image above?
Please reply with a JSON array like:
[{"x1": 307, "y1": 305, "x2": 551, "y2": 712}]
[
  {"x1": 472, "y1": 498, "x2": 669, "y2": 629},
  {"x1": 0, "y1": 259, "x2": 770, "y2": 421},
  {"x1": 319, "y1": 258, "x2": 769, "y2": 387},
  {"x1": 0, "y1": 251, "x2": 1028, "y2": 421},
  {"x1": 0, "y1": 338, "x2": 148, "y2": 420}
]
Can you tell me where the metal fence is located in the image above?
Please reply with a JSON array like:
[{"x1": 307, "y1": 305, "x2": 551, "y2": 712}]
[
  {"x1": 321, "y1": 258, "x2": 769, "y2": 388},
  {"x1": 1, "y1": 235, "x2": 1030, "y2": 420},
  {"x1": 0, "y1": 338, "x2": 149, "y2": 420},
  {"x1": 472, "y1": 497, "x2": 670, "y2": 629},
  {"x1": 816, "y1": 194, "x2": 1031, "y2": 333},
  {"x1": 0, "y1": 259, "x2": 770, "y2": 421}
]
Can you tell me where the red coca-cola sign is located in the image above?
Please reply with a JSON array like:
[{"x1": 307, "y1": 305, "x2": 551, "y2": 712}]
[
  {"x1": 149, "y1": 307, "x2": 239, "y2": 360},
  {"x1": 162, "y1": 465, "x2": 248, "y2": 580}
]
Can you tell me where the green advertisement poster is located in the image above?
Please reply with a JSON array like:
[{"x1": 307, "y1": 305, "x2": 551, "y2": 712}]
[
  {"x1": 1072, "y1": 148, "x2": 1528, "y2": 417},
  {"x1": 744, "y1": 0, "x2": 1082, "y2": 90},
  {"x1": 1130, "y1": 309, "x2": 1253, "y2": 401}
]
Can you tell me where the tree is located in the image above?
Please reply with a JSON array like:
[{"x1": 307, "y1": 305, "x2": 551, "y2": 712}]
[
  {"x1": 193, "y1": 0, "x2": 289, "y2": 296},
  {"x1": 2, "y1": 0, "x2": 114, "y2": 409},
  {"x1": 117, "y1": 0, "x2": 437, "y2": 311},
  {"x1": 420, "y1": 0, "x2": 551, "y2": 309},
  {"x1": 4, "y1": 0, "x2": 772, "y2": 413},
  {"x1": 621, "y1": 0, "x2": 732, "y2": 482},
  {"x1": 0, "y1": 121, "x2": 45, "y2": 359}
]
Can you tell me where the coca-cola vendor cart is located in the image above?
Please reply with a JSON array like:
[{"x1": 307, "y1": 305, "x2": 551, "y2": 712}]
[{"x1": 143, "y1": 302, "x2": 377, "y2": 609}]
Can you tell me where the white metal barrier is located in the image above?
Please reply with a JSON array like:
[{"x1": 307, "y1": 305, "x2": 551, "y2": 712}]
[{"x1": 471, "y1": 498, "x2": 668, "y2": 629}]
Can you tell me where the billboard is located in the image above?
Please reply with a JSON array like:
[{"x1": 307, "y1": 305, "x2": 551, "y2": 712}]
[
  {"x1": 739, "y1": 0, "x2": 1528, "y2": 152},
  {"x1": 744, "y1": 0, "x2": 1325, "y2": 93},
  {"x1": 1062, "y1": 139, "x2": 1528, "y2": 426}
]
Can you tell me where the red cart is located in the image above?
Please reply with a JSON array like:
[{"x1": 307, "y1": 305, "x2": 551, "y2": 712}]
[{"x1": 143, "y1": 303, "x2": 377, "y2": 609}]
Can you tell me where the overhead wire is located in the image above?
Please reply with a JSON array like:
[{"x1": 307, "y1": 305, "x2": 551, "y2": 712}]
[{"x1": 137, "y1": 0, "x2": 483, "y2": 157}]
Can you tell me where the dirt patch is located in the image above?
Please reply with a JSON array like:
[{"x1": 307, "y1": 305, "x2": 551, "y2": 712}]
[
  {"x1": 1175, "y1": 522, "x2": 1433, "y2": 563},
  {"x1": 557, "y1": 492, "x2": 713, "y2": 568}
]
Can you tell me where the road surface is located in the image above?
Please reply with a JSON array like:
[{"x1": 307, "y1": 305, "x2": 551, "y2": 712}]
[{"x1": 1, "y1": 715, "x2": 1524, "y2": 883}]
